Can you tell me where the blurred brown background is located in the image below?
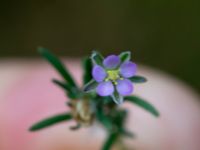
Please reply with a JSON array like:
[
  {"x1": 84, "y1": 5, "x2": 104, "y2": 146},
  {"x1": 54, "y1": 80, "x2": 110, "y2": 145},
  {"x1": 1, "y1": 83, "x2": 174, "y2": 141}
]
[{"x1": 0, "y1": 0, "x2": 200, "y2": 91}]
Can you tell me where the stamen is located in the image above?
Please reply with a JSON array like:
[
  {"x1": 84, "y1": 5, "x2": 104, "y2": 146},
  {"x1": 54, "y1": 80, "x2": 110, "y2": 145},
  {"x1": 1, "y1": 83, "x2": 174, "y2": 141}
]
[
  {"x1": 106, "y1": 69, "x2": 120, "y2": 81},
  {"x1": 105, "y1": 78, "x2": 109, "y2": 82},
  {"x1": 113, "y1": 81, "x2": 118, "y2": 85}
]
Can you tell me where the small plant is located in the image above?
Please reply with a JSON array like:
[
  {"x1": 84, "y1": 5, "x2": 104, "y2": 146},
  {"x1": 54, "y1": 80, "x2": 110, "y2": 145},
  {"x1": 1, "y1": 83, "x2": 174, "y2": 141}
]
[{"x1": 29, "y1": 48, "x2": 159, "y2": 150}]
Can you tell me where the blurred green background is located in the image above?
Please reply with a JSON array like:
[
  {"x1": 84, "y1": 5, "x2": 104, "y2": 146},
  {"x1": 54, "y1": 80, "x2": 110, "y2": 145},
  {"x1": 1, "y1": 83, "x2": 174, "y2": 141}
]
[{"x1": 0, "y1": 0, "x2": 200, "y2": 92}]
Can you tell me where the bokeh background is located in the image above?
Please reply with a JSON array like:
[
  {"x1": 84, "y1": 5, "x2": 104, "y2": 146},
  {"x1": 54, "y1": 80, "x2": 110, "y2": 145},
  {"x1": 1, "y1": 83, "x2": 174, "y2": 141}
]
[
  {"x1": 1, "y1": 1, "x2": 200, "y2": 150},
  {"x1": 0, "y1": 0, "x2": 200, "y2": 92}
]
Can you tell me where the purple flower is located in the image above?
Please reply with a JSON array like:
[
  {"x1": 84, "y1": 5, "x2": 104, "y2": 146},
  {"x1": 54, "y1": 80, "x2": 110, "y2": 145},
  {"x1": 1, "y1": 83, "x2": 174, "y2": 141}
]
[{"x1": 90, "y1": 52, "x2": 137, "y2": 104}]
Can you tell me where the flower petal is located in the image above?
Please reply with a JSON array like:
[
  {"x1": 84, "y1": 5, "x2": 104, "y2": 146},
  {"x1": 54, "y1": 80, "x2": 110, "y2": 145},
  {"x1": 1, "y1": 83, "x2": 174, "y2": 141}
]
[
  {"x1": 92, "y1": 65, "x2": 107, "y2": 82},
  {"x1": 96, "y1": 81, "x2": 114, "y2": 96},
  {"x1": 120, "y1": 61, "x2": 137, "y2": 78},
  {"x1": 103, "y1": 55, "x2": 120, "y2": 69},
  {"x1": 116, "y1": 79, "x2": 133, "y2": 96}
]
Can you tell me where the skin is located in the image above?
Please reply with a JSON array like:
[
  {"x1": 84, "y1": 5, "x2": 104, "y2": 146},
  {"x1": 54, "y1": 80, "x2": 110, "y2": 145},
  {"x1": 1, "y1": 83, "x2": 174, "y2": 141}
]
[{"x1": 0, "y1": 59, "x2": 200, "y2": 150}]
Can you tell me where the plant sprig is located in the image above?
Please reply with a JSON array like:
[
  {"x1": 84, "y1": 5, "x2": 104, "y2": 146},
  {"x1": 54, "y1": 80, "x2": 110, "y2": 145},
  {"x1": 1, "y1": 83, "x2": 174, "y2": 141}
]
[{"x1": 29, "y1": 48, "x2": 160, "y2": 150}]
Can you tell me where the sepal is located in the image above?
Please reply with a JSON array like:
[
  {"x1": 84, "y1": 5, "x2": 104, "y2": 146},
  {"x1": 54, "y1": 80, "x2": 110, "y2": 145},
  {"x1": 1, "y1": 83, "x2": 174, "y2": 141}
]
[
  {"x1": 119, "y1": 51, "x2": 131, "y2": 62},
  {"x1": 91, "y1": 51, "x2": 104, "y2": 66},
  {"x1": 83, "y1": 79, "x2": 98, "y2": 92}
]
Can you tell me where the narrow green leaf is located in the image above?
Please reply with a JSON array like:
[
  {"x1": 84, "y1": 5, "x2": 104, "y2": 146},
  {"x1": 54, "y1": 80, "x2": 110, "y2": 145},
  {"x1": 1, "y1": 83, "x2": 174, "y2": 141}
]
[
  {"x1": 125, "y1": 96, "x2": 160, "y2": 117},
  {"x1": 119, "y1": 51, "x2": 131, "y2": 62},
  {"x1": 112, "y1": 110, "x2": 127, "y2": 128},
  {"x1": 83, "y1": 79, "x2": 98, "y2": 92},
  {"x1": 120, "y1": 129, "x2": 135, "y2": 138},
  {"x1": 129, "y1": 75, "x2": 147, "y2": 83},
  {"x1": 29, "y1": 113, "x2": 72, "y2": 131},
  {"x1": 102, "y1": 133, "x2": 118, "y2": 150},
  {"x1": 91, "y1": 51, "x2": 104, "y2": 65},
  {"x1": 52, "y1": 79, "x2": 78, "y2": 99},
  {"x1": 82, "y1": 57, "x2": 93, "y2": 84},
  {"x1": 70, "y1": 123, "x2": 81, "y2": 130},
  {"x1": 52, "y1": 79, "x2": 72, "y2": 91},
  {"x1": 38, "y1": 47, "x2": 77, "y2": 88},
  {"x1": 111, "y1": 92, "x2": 124, "y2": 105},
  {"x1": 96, "y1": 109, "x2": 113, "y2": 131}
]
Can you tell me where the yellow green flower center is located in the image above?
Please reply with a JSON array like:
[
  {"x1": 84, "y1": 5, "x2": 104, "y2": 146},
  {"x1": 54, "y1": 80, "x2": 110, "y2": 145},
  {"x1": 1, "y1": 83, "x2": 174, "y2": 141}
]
[{"x1": 105, "y1": 69, "x2": 122, "y2": 85}]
